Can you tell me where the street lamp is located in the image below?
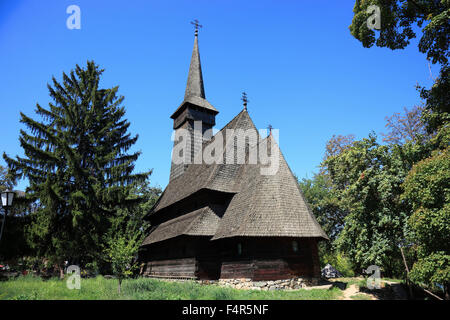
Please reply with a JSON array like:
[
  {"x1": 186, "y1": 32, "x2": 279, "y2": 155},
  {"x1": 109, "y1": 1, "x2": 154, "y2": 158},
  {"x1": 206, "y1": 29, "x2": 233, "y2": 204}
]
[{"x1": 0, "y1": 190, "x2": 15, "y2": 245}]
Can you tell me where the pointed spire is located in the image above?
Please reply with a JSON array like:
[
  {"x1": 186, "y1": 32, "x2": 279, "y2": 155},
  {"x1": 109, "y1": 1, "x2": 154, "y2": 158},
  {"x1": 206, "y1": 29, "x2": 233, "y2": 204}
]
[{"x1": 185, "y1": 20, "x2": 205, "y2": 99}]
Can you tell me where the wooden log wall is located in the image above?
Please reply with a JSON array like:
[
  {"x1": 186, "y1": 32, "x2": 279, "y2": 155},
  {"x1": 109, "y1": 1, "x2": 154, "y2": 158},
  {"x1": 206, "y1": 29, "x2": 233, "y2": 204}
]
[
  {"x1": 219, "y1": 237, "x2": 321, "y2": 280},
  {"x1": 141, "y1": 236, "x2": 322, "y2": 280},
  {"x1": 143, "y1": 257, "x2": 196, "y2": 278}
]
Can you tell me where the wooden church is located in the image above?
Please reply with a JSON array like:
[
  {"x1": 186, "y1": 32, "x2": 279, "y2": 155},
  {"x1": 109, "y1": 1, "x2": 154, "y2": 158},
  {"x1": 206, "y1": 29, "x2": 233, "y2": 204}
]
[{"x1": 140, "y1": 24, "x2": 328, "y2": 281}]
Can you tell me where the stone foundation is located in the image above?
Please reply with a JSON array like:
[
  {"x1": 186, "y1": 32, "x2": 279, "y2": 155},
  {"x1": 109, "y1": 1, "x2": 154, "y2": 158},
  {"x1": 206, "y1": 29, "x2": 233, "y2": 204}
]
[
  {"x1": 198, "y1": 277, "x2": 320, "y2": 291},
  {"x1": 149, "y1": 276, "x2": 321, "y2": 290}
]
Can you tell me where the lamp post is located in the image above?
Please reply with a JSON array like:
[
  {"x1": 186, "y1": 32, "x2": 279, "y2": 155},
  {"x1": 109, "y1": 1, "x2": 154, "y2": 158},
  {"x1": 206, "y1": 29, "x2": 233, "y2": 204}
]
[{"x1": 0, "y1": 190, "x2": 14, "y2": 245}]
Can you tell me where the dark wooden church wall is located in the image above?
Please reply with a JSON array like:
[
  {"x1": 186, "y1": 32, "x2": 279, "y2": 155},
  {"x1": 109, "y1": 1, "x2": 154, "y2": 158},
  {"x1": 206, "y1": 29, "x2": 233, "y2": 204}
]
[
  {"x1": 141, "y1": 236, "x2": 198, "y2": 278},
  {"x1": 144, "y1": 257, "x2": 197, "y2": 278},
  {"x1": 194, "y1": 237, "x2": 222, "y2": 280},
  {"x1": 141, "y1": 236, "x2": 321, "y2": 280},
  {"x1": 141, "y1": 236, "x2": 221, "y2": 279},
  {"x1": 219, "y1": 237, "x2": 320, "y2": 280}
]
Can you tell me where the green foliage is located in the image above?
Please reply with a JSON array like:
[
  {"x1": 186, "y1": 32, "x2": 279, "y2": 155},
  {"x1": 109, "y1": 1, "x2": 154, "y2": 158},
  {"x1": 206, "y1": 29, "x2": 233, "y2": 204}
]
[
  {"x1": 319, "y1": 246, "x2": 355, "y2": 277},
  {"x1": 3, "y1": 61, "x2": 150, "y2": 269},
  {"x1": 299, "y1": 173, "x2": 347, "y2": 243},
  {"x1": 102, "y1": 178, "x2": 160, "y2": 292},
  {"x1": 324, "y1": 134, "x2": 411, "y2": 274},
  {"x1": 409, "y1": 252, "x2": 450, "y2": 290},
  {"x1": 350, "y1": 0, "x2": 449, "y2": 65},
  {"x1": 418, "y1": 64, "x2": 450, "y2": 149},
  {"x1": 103, "y1": 232, "x2": 141, "y2": 293},
  {"x1": 403, "y1": 147, "x2": 450, "y2": 291}
]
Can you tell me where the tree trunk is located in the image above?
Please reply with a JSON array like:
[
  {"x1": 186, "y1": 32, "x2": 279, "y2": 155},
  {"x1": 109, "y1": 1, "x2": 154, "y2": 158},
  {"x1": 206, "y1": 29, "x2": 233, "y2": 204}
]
[
  {"x1": 400, "y1": 246, "x2": 414, "y2": 299},
  {"x1": 445, "y1": 283, "x2": 449, "y2": 300},
  {"x1": 118, "y1": 278, "x2": 122, "y2": 294}
]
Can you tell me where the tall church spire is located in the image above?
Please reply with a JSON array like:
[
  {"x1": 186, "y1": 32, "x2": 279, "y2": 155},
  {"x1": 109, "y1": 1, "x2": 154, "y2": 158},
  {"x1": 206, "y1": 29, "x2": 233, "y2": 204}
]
[
  {"x1": 169, "y1": 21, "x2": 218, "y2": 181},
  {"x1": 185, "y1": 20, "x2": 205, "y2": 99}
]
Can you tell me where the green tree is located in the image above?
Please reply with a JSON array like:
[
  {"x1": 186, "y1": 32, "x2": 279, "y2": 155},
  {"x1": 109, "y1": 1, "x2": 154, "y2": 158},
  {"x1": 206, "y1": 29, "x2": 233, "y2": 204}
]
[
  {"x1": 418, "y1": 64, "x2": 450, "y2": 148},
  {"x1": 325, "y1": 134, "x2": 411, "y2": 276},
  {"x1": 102, "y1": 178, "x2": 161, "y2": 293},
  {"x1": 3, "y1": 61, "x2": 150, "y2": 271},
  {"x1": 103, "y1": 230, "x2": 141, "y2": 294},
  {"x1": 97, "y1": 177, "x2": 160, "y2": 278},
  {"x1": 299, "y1": 173, "x2": 347, "y2": 243},
  {"x1": 403, "y1": 147, "x2": 450, "y2": 299},
  {"x1": 350, "y1": 0, "x2": 449, "y2": 65}
]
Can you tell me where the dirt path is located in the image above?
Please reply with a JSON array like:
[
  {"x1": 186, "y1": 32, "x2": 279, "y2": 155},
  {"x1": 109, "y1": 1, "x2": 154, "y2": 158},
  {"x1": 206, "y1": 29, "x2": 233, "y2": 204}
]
[
  {"x1": 340, "y1": 284, "x2": 376, "y2": 300},
  {"x1": 332, "y1": 278, "x2": 408, "y2": 300}
]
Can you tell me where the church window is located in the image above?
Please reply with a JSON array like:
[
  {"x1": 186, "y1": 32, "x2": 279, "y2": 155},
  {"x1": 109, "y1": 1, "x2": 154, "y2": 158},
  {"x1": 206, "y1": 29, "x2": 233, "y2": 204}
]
[{"x1": 292, "y1": 240, "x2": 299, "y2": 253}]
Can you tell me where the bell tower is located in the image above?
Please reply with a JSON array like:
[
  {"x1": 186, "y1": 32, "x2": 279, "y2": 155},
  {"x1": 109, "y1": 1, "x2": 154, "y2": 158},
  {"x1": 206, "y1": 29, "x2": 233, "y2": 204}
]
[{"x1": 169, "y1": 20, "x2": 218, "y2": 181}]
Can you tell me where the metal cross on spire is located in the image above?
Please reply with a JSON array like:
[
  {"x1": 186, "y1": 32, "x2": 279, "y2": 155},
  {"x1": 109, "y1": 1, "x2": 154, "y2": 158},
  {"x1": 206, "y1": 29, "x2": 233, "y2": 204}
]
[
  {"x1": 241, "y1": 92, "x2": 249, "y2": 110},
  {"x1": 191, "y1": 19, "x2": 202, "y2": 36}
]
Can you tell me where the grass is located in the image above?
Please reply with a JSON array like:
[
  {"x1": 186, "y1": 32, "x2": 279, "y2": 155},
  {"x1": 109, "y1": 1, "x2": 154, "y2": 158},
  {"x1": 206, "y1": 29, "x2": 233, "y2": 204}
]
[
  {"x1": 381, "y1": 277, "x2": 404, "y2": 283},
  {"x1": 0, "y1": 275, "x2": 343, "y2": 300},
  {"x1": 349, "y1": 293, "x2": 372, "y2": 300}
]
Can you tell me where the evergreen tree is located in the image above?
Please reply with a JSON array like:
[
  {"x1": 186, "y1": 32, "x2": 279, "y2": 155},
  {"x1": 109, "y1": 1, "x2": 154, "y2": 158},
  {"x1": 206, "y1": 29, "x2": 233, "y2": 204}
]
[{"x1": 3, "y1": 61, "x2": 150, "y2": 270}]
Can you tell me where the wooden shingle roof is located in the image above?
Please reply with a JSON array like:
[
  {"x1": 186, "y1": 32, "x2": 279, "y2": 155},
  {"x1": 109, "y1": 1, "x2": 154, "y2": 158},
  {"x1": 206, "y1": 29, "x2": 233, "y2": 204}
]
[
  {"x1": 212, "y1": 134, "x2": 328, "y2": 240},
  {"x1": 152, "y1": 109, "x2": 254, "y2": 212}
]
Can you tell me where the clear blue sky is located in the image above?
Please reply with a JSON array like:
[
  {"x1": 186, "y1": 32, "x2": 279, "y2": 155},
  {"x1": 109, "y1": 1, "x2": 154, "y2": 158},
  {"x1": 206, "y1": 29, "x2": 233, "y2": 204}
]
[{"x1": 0, "y1": 0, "x2": 439, "y2": 191}]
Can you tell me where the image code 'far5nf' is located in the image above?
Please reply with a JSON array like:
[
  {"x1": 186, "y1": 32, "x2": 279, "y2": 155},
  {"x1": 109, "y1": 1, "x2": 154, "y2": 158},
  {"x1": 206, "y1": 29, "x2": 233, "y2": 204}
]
[{"x1": 182, "y1": 304, "x2": 269, "y2": 317}]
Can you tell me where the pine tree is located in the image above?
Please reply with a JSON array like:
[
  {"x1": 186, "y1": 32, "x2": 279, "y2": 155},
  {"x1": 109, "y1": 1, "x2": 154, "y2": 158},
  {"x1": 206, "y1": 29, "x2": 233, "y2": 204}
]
[{"x1": 3, "y1": 61, "x2": 150, "y2": 269}]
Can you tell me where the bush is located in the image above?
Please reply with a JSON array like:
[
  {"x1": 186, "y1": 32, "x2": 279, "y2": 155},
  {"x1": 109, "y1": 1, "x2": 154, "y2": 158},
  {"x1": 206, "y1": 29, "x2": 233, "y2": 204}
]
[{"x1": 319, "y1": 246, "x2": 355, "y2": 277}]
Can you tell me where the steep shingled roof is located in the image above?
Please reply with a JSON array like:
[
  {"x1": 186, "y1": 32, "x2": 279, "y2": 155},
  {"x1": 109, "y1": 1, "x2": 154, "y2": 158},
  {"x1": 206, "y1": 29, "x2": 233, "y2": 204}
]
[
  {"x1": 212, "y1": 134, "x2": 328, "y2": 240},
  {"x1": 152, "y1": 109, "x2": 255, "y2": 212},
  {"x1": 142, "y1": 204, "x2": 226, "y2": 245},
  {"x1": 171, "y1": 34, "x2": 218, "y2": 119}
]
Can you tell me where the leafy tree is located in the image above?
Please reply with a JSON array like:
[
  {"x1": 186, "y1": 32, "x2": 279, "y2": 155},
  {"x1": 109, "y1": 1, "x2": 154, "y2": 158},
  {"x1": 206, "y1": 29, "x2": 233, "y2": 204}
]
[
  {"x1": 325, "y1": 134, "x2": 411, "y2": 276},
  {"x1": 104, "y1": 230, "x2": 141, "y2": 294},
  {"x1": 350, "y1": 0, "x2": 449, "y2": 65},
  {"x1": 102, "y1": 177, "x2": 160, "y2": 289},
  {"x1": 3, "y1": 61, "x2": 150, "y2": 271},
  {"x1": 418, "y1": 64, "x2": 450, "y2": 148},
  {"x1": 403, "y1": 147, "x2": 450, "y2": 299},
  {"x1": 299, "y1": 173, "x2": 347, "y2": 243}
]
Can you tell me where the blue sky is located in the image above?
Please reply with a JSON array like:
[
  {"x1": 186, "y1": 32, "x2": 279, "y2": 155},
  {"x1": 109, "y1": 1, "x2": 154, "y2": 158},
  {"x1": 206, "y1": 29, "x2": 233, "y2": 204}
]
[{"x1": 0, "y1": 0, "x2": 439, "y2": 191}]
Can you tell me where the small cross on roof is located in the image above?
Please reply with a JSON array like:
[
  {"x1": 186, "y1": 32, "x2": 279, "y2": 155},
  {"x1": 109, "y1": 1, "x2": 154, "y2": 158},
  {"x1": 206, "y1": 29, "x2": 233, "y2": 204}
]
[
  {"x1": 241, "y1": 92, "x2": 249, "y2": 110},
  {"x1": 191, "y1": 19, "x2": 202, "y2": 36}
]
